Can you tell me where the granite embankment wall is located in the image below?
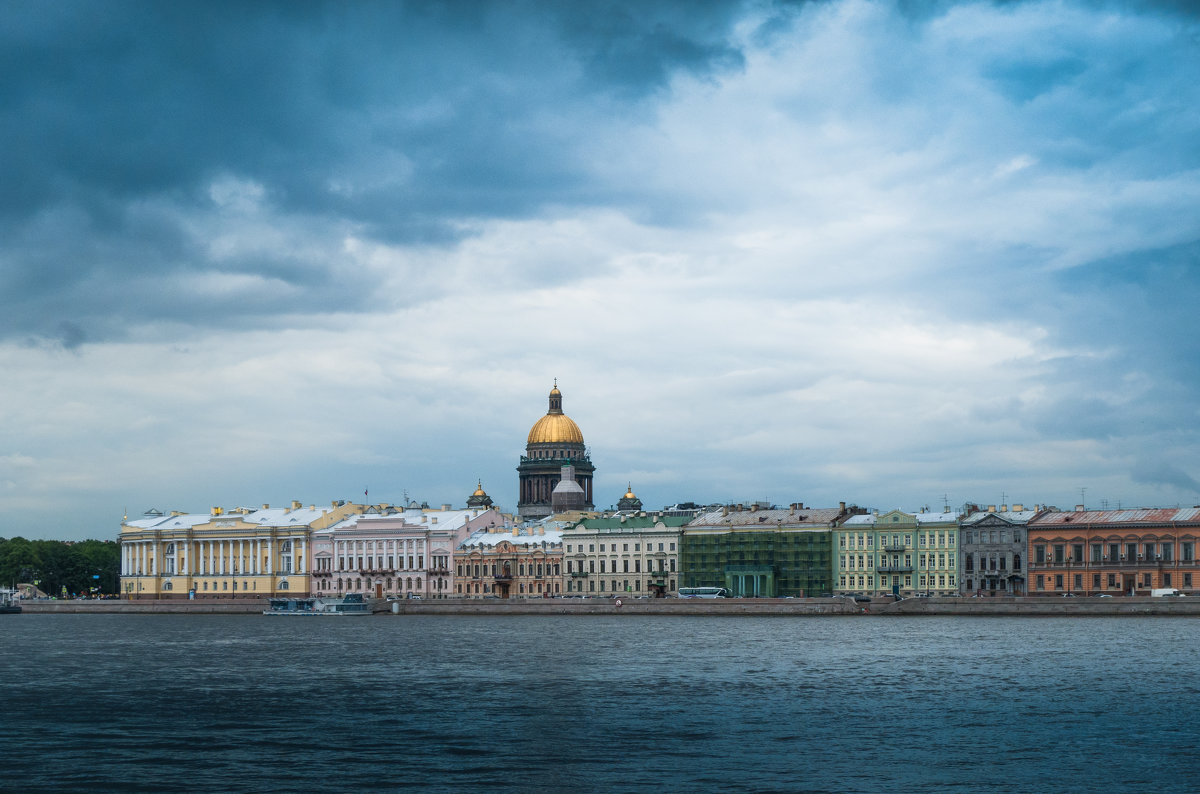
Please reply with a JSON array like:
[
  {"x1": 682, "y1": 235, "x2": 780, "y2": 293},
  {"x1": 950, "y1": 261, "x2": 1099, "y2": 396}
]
[
  {"x1": 877, "y1": 596, "x2": 1200, "y2": 616},
  {"x1": 18, "y1": 596, "x2": 1200, "y2": 616}
]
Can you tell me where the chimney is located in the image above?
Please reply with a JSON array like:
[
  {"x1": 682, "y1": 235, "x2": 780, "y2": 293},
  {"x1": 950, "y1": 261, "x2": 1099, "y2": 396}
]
[
  {"x1": 1075, "y1": 504, "x2": 1085, "y2": 512},
  {"x1": 512, "y1": 527, "x2": 519, "y2": 537},
  {"x1": 442, "y1": 504, "x2": 451, "y2": 511},
  {"x1": 211, "y1": 506, "x2": 223, "y2": 516},
  {"x1": 1013, "y1": 503, "x2": 1024, "y2": 512},
  {"x1": 262, "y1": 504, "x2": 269, "y2": 510},
  {"x1": 839, "y1": 501, "x2": 846, "y2": 512},
  {"x1": 291, "y1": 500, "x2": 301, "y2": 511}
]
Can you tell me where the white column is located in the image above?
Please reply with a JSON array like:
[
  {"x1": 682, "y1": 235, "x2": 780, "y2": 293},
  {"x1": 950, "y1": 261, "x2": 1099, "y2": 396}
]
[{"x1": 300, "y1": 537, "x2": 307, "y2": 574}]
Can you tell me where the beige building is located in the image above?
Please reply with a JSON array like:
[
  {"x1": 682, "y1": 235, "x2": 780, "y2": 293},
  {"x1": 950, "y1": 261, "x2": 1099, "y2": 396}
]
[
  {"x1": 120, "y1": 500, "x2": 362, "y2": 599},
  {"x1": 561, "y1": 511, "x2": 687, "y2": 597}
]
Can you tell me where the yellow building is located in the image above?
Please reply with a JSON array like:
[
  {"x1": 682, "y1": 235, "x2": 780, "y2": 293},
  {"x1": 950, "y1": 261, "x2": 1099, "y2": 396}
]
[{"x1": 120, "y1": 500, "x2": 362, "y2": 599}]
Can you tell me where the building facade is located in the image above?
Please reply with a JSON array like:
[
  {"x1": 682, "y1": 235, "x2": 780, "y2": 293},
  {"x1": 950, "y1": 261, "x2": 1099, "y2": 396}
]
[
  {"x1": 681, "y1": 503, "x2": 848, "y2": 597},
  {"x1": 561, "y1": 513, "x2": 688, "y2": 596},
  {"x1": 1027, "y1": 507, "x2": 1200, "y2": 596},
  {"x1": 834, "y1": 509, "x2": 959, "y2": 597},
  {"x1": 456, "y1": 521, "x2": 564, "y2": 598},
  {"x1": 311, "y1": 503, "x2": 500, "y2": 600},
  {"x1": 959, "y1": 505, "x2": 1041, "y2": 595},
  {"x1": 517, "y1": 384, "x2": 594, "y2": 519},
  {"x1": 120, "y1": 500, "x2": 361, "y2": 598}
]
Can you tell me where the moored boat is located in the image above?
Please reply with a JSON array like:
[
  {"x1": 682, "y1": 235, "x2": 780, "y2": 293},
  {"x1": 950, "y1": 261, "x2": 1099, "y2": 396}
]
[
  {"x1": 263, "y1": 592, "x2": 372, "y2": 616},
  {"x1": 0, "y1": 588, "x2": 21, "y2": 614}
]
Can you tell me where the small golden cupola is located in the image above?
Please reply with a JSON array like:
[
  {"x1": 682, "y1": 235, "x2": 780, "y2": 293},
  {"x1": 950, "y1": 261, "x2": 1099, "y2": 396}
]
[
  {"x1": 467, "y1": 480, "x2": 493, "y2": 509},
  {"x1": 618, "y1": 483, "x2": 643, "y2": 512}
]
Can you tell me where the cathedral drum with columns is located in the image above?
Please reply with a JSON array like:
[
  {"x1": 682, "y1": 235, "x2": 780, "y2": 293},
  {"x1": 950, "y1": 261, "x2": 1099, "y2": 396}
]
[{"x1": 517, "y1": 383, "x2": 595, "y2": 519}]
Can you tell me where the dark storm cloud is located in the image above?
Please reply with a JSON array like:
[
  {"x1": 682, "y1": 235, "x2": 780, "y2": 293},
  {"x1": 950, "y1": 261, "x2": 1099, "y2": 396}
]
[
  {"x1": 0, "y1": 0, "x2": 748, "y2": 343},
  {"x1": 1131, "y1": 460, "x2": 1200, "y2": 493}
]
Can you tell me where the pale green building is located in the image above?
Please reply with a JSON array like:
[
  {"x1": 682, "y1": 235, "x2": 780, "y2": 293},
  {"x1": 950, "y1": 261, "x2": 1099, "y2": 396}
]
[{"x1": 834, "y1": 509, "x2": 959, "y2": 597}]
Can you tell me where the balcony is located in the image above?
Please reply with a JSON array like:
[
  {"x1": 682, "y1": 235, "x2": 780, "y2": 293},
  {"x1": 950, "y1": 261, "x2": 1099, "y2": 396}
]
[
  {"x1": 876, "y1": 564, "x2": 913, "y2": 573},
  {"x1": 569, "y1": 571, "x2": 589, "y2": 578},
  {"x1": 882, "y1": 544, "x2": 906, "y2": 553},
  {"x1": 493, "y1": 573, "x2": 513, "y2": 581}
]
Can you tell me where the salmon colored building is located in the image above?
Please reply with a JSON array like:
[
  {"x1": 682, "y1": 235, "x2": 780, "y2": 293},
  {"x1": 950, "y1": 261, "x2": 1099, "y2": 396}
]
[{"x1": 1026, "y1": 507, "x2": 1200, "y2": 596}]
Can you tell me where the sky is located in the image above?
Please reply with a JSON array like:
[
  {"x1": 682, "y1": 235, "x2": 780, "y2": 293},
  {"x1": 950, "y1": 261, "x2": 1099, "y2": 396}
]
[{"x1": 2, "y1": 0, "x2": 1199, "y2": 540}]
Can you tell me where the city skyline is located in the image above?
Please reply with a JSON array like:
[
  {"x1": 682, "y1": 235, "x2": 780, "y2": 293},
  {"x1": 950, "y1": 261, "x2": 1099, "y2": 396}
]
[{"x1": 2, "y1": 0, "x2": 1198, "y2": 539}]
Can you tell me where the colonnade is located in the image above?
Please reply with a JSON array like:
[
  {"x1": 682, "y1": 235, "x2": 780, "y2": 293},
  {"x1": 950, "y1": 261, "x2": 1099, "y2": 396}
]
[
  {"x1": 328, "y1": 537, "x2": 425, "y2": 572},
  {"x1": 120, "y1": 536, "x2": 307, "y2": 577}
]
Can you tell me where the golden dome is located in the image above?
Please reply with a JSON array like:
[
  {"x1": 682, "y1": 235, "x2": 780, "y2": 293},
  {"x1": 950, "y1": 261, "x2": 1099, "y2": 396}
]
[
  {"x1": 527, "y1": 382, "x2": 585, "y2": 445},
  {"x1": 472, "y1": 481, "x2": 487, "y2": 497},
  {"x1": 527, "y1": 413, "x2": 584, "y2": 445},
  {"x1": 624, "y1": 486, "x2": 637, "y2": 500}
]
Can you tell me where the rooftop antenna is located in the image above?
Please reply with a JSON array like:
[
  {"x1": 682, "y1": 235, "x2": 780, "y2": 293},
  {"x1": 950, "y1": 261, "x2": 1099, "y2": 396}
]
[
  {"x1": 1079, "y1": 487, "x2": 1087, "y2": 509},
  {"x1": 1000, "y1": 491, "x2": 1007, "y2": 506},
  {"x1": 942, "y1": 494, "x2": 950, "y2": 512}
]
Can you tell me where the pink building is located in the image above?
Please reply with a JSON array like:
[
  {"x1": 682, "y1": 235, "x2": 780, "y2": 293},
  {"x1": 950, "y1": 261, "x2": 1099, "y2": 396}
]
[{"x1": 311, "y1": 504, "x2": 506, "y2": 599}]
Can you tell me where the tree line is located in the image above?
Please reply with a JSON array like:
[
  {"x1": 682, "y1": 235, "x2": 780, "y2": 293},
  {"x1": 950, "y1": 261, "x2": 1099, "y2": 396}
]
[{"x1": 0, "y1": 537, "x2": 121, "y2": 597}]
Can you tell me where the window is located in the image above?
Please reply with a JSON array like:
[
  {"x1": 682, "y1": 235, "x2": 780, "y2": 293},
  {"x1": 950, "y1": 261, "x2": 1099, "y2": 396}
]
[
  {"x1": 623, "y1": 544, "x2": 628, "y2": 551},
  {"x1": 1035, "y1": 545, "x2": 1045, "y2": 564},
  {"x1": 1091, "y1": 545, "x2": 1102, "y2": 563},
  {"x1": 1036, "y1": 575, "x2": 1044, "y2": 591},
  {"x1": 670, "y1": 543, "x2": 676, "y2": 551},
  {"x1": 1164, "y1": 573, "x2": 1172, "y2": 588},
  {"x1": 600, "y1": 544, "x2": 605, "y2": 552},
  {"x1": 1053, "y1": 545, "x2": 1065, "y2": 564},
  {"x1": 1185, "y1": 573, "x2": 1193, "y2": 588},
  {"x1": 1183, "y1": 543, "x2": 1195, "y2": 562},
  {"x1": 1072, "y1": 544, "x2": 1084, "y2": 563},
  {"x1": 1073, "y1": 574, "x2": 1082, "y2": 590},
  {"x1": 1162, "y1": 544, "x2": 1174, "y2": 562},
  {"x1": 1054, "y1": 574, "x2": 1063, "y2": 590}
]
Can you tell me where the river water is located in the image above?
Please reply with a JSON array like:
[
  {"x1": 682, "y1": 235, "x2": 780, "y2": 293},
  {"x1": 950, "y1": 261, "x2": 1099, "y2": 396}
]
[{"x1": 2, "y1": 614, "x2": 1198, "y2": 792}]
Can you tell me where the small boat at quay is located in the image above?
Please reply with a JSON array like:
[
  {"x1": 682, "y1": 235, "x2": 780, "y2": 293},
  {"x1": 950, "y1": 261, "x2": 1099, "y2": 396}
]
[
  {"x1": 263, "y1": 593, "x2": 372, "y2": 616},
  {"x1": 0, "y1": 588, "x2": 22, "y2": 614}
]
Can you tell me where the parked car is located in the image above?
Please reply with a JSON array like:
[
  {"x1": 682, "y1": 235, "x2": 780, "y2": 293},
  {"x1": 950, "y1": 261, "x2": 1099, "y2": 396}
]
[{"x1": 1092, "y1": 593, "x2": 1113, "y2": 598}]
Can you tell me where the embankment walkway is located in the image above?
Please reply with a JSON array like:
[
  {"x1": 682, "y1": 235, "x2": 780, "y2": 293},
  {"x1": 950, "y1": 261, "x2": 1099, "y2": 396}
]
[{"x1": 18, "y1": 596, "x2": 1200, "y2": 616}]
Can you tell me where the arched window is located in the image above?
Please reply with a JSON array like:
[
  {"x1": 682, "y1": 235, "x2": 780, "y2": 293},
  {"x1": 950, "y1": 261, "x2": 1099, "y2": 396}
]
[
  {"x1": 280, "y1": 581, "x2": 289, "y2": 590},
  {"x1": 163, "y1": 581, "x2": 173, "y2": 591}
]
